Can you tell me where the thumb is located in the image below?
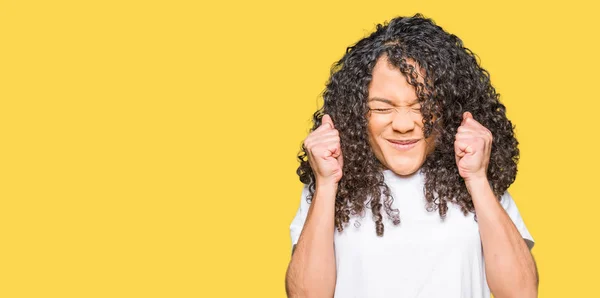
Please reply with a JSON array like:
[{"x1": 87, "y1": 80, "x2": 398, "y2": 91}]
[
  {"x1": 322, "y1": 114, "x2": 334, "y2": 129},
  {"x1": 461, "y1": 111, "x2": 471, "y2": 125}
]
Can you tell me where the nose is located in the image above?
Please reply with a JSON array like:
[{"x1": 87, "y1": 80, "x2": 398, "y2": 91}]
[{"x1": 391, "y1": 108, "x2": 416, "y2": 133}]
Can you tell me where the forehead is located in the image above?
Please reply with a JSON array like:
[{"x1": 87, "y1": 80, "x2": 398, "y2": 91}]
[{"x1": 368, "y1": 55, "x2": 425, "y2": 105}]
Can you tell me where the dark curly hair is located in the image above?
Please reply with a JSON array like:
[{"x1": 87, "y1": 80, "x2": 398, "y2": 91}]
[{"x1": 296, "y1": 13, "x2": 520, "y2": 236}]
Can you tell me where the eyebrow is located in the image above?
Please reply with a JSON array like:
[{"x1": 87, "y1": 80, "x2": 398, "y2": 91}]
[{"x1": 368, "y1": 97, "x2": 419, "y2": 106}]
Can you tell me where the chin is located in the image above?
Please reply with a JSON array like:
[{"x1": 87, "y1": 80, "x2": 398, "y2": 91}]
[
  {"x1": 391, "y1": 167, "x2": 418, "y2": 176},
  {"x1": 385, "y1": 161, "x2": 421, "y2": 176}
]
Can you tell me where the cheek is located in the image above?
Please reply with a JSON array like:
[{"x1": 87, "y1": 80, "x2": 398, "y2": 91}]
[
  {"x1": 366, "y1": 119, "x2": 387, "y2": 152},
  {"x1": 367, "y1": 117, "x2": 387, "y2": 135}
]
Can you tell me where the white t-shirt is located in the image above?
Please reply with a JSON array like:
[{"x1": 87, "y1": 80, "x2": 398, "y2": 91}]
[{"x1": 289, "y1": 167, "x2": 534, "y2": 298}]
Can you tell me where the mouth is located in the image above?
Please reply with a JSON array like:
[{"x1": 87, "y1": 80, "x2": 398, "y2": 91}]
[{"x1": 387, "y1": 139, "x2": 420, "y2": 151}]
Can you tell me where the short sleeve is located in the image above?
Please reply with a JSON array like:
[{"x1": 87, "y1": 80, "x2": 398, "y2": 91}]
[
  {"x1": 500, "y1": 190, "x2": 535, "y2": 250},
  {"x1": 289, "y1": 183, "x2": 311, "y2": 251}
]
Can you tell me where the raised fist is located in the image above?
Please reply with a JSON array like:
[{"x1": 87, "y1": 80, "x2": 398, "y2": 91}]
[{"x1": 303, "y1": 114, "x2": 344, "y2": 187}]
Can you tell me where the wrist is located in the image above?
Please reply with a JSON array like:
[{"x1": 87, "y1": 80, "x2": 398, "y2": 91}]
[
  {"x1": 313, "y1": 183, "x2": 338, "y2": 206},
  {"x1": 316, "y1": 182, "x2": 338, "y2": 192},
  {"x1": 315, "y1": 176, "x2": 339, "y2": 190},
  {"x1": 465, "y1": 177, "x2": 491, "y2": 196}
]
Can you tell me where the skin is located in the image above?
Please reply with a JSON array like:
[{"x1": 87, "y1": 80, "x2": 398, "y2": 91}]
[
  {"x1": 366, "y1": 54, "x2": 436, "y2": 176},
  {"x1": 366, "y1": 54, "x2": 539, "y2": 297},
  {"x1": 457, "y1": 112, "x2": 538, "y2": 297},
  {"x1": 287, "y1": 53, "x2": 538, "y2": 298},
  {"x1": 285, "y1": 115, "x2": 340, "y2": 298}
]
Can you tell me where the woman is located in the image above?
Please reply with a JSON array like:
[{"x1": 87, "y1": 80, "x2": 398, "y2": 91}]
[{"x1": 285, "y1": 13, "x2": 538, "y2": 298}]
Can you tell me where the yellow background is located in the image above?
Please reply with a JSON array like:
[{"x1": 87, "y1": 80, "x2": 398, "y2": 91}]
[{"x1": 1, "y1": 0, "x2": 598, "y2": 297}]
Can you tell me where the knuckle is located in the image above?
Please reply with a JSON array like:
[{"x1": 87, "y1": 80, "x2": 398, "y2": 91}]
[{"x1": 303, "y1": 139, "x2": 311, "y2": 149}]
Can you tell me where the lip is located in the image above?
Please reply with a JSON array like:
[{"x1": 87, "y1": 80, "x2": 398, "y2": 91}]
[{"x1": 387, "y1": 139, "x2": 419, "y2": 151}]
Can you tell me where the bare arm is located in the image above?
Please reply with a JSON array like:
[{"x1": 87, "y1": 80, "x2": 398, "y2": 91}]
[
  {"x1": 467, "y1": 180, "x2": 538, "y2": 298},
  {"x1": 285, "y1": 184, "x2": 337, "y2": 298},
  {"x1": 453, "y1": 112, "x2": 537, "y2": 297}
]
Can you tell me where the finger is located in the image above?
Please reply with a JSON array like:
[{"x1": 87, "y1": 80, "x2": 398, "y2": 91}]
[
  {"x1": 305, "y1": 130, "x2": 338, "y2": 147},
  {"x1": 311, "y1": 131, "x2": 339, "y2": 143},
  {"x1": 324, "y1": 142, "x2": 341, "y2": 158},
  {"x1": 465, "y1": 145, "x2": 474, "y2": 154},
  {"x1": 322, "y1": 114, "x2": 335, "y2": 129},
  {"x1": 463, "y1": 111, "x2": 480, "y2": 126},
  {"x1": 314, "y1": 119, "x2": 334, "y2": 132},
  {"x1": 454, "y1": 132, "x2": 477, "y2": 141},
  {"x1": 457, "y1": 128, "x2": 489, "y2": 138},
  {"x1": 457, "y1": 125, "x2": 477, "y2": 134},
  {"x1": 455, "y1": 132, "x2": 486, "y2": 140},
  {"x1": 330, "y1": 144, "x2": 341, "y2": 158},
  {"x1": 455, "y1": 140, "x2": 475, "y2": 155},
  {"x1": 314, "y1": 123, "x2": 331, "y2": 133},
  {"x1": 454, "y1": 132, "x2": 493, "y2": 146},
  {"x1": 311, "y1": 136, "x2": 341, "y2": 147},
  {"x1": 456, "y1": 146, "x2": 473, "y2": 156},
  {"x1": 455, "y1": 140, "x2": 464, "y2": 155},
  {"x1": 464, "y1": 112, "x2": 483, "y2": 129},
  {"x1": 455, "y1": 136, "x2": 481, "y2": 149}
]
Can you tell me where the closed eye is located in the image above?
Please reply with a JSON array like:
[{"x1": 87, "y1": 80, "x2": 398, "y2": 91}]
[{"x1": 370, "y1": 108, "x2": 393, "y2": 113}]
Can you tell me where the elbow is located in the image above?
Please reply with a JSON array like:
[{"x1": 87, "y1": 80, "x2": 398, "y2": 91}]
[
  {"x1": 284, "y1": 276, "x2": 320, "y2": 298},
  {"x1": 491, "y1": 272, "x2": 538, "y2": 298},
  {"x1": 513, "y1": 274, "x2": 538, "y2": 298},
  {"x1": 285, "y1": 266, "x2": 301, "y2": 298},
  {"x1": 518, "y1": 282, "x2": 538, "y2": 298},
  {"x1": 285, "y1": 264, "x2": 309, "y2": 298},
  {"x1": 511, "y1": 259, "x2": 540, "y2": 298},
  {"x1": 512, "y1": 278, "x2": 539, "y2": 298},
  {"x1": 496, "y1": 287, "x2": 537, "y2": 298},
  {"x1": 528, "y1": 276, "x2": 539, "y2": 298},
  {"x1": 522, "y1": 260, "x2": 539, "y2": 297},
  {"x1": 285, "y1": 272, "x2": 332, "y2": 298}
]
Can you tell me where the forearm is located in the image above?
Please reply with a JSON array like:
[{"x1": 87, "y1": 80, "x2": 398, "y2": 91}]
[
  {"x1": 285, "y1": 184, "x2": 337, "y2": 298},
  {"x1": 466, "y1": 179, "x2": 537, "y2": 298}
]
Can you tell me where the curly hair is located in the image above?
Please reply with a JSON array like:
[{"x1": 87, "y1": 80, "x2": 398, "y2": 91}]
[{"x1": 296, "y1": 13, "x2": 519, "y2": 237}]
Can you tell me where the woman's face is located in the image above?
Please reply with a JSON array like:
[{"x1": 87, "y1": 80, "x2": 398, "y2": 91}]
[{"x1": 366, "y1": 55, "x2": 436, "y2": 177}]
